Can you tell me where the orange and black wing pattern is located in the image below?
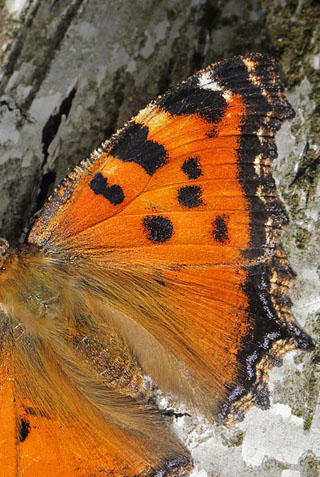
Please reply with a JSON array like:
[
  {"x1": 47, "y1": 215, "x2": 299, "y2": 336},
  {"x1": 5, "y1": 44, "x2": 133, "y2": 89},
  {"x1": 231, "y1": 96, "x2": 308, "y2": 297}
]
[{"x1": 0, "y1": 54, "x2": 313, "y2": 475}]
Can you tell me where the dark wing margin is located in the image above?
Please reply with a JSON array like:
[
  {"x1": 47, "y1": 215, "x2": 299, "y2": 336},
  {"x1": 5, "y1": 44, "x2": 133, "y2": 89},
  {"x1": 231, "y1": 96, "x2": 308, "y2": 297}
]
[{"x1": 203, "y1": 54, "x2": 313, "y2": 421}]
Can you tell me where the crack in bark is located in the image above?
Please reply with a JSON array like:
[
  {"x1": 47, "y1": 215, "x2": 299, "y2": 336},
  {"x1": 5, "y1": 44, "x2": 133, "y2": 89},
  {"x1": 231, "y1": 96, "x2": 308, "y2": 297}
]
[{"x1": 35, "y1": 85, "x2": 78, "y2": 211}]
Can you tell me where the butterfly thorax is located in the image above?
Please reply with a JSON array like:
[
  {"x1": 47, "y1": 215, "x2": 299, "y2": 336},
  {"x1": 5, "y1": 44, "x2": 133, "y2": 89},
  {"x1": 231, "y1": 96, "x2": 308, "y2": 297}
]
[
  {"x1": 0, "y1": 240, "x2": 147, "y2": 397},
  {"x1": 0, "y1": 244, "x2": 54, "y2": 316}
]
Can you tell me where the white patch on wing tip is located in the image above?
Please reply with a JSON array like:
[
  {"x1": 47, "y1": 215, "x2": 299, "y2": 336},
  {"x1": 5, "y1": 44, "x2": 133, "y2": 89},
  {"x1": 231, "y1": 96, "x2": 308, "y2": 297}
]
[
  {"x1": 198, "y1": 71, "x2": 222, "y2": 91},
  {"x1": 222, "y1": 91, "x2": 233, "y2": 102}
]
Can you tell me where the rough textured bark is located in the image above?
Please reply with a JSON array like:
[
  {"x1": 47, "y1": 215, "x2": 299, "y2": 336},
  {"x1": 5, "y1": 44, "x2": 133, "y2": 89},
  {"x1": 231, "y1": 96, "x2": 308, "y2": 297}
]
[{"x1": 0, "y1": 0, "x2": 319, "y2": 475}]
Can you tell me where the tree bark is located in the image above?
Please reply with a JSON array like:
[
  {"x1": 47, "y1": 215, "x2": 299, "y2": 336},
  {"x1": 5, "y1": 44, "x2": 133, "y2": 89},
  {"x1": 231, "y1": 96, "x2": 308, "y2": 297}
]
[{"x1": 0, "y1": 0, "x2": 319, "y2": 475}]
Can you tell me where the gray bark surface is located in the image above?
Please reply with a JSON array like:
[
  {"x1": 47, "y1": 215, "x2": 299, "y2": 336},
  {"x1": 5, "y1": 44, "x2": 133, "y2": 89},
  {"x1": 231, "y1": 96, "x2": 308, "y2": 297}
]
[{"x1": 0, "y1": 0, "x2": 319, "y2": 475}]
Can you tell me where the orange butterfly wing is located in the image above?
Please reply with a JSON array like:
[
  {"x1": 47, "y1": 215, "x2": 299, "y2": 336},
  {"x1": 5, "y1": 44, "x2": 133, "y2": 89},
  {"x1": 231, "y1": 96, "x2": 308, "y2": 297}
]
[
  {"x1": 29, "y1": 54, "x2": 312, "y2": 422},
  {"x1": 29, "y1": 72, "x2": 249, "y2": 268},
  {"x1": 0, "y1": 316, "x2": 189, "y2": 476},
  {"x1": 1, "y1": 54, "x2": 312, "y2": 475},
  {"x1": 0, "y1": 375, "x2": 129, "y2": 477}
]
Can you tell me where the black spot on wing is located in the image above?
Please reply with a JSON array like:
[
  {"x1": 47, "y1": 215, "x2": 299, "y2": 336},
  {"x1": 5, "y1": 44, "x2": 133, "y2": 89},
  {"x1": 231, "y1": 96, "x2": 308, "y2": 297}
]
[
  {"x1": 19, "y1": 418, "x2": 30, "y2": 442},
  {"x1": 181, "y1": 157, "x2": 202, "y2": 179},
  {"x1": 178, "y1": 185, "x2": 204, "y2": 208},
  {"x1": 157, "y1": 77, "x2": 227, "y2": 125},
  {"x1": 90, "y1": 172, "x2": 124, "y2": 205},
  {"x1": 212, "y1": 215, "x2": 229, "y2": 243},
  {"x1": 108, "y1": 122, "x2": 168, "y2": 176},
  {"x1": 143, "y1": 216, "x2": 173, "y2": 243}
]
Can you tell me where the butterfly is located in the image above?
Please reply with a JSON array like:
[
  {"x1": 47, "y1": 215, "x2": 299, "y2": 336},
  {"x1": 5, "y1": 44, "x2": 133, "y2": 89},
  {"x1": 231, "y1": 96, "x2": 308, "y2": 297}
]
[{"x1": 0, "y1": 54, "x2": 313, "y2": 476}]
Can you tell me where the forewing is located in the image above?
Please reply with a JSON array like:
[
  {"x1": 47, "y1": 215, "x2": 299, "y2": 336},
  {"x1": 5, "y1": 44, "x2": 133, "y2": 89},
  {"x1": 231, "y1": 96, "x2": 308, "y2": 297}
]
[{"x1": 28, "y1": 54, "x2": 312, "y2": 422}]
